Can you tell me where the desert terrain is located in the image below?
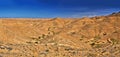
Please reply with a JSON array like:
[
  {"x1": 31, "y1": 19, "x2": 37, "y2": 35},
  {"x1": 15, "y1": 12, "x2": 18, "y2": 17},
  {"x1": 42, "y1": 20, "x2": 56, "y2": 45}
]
[{"x1": 0, "y1": 12, "x2": 120, "y2": 57}]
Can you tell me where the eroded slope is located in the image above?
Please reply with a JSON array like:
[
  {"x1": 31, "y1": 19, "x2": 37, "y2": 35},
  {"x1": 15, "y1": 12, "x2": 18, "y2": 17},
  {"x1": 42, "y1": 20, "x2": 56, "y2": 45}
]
[{"x1": 0, "y1": 14, "x2": 120, "y2": 57}]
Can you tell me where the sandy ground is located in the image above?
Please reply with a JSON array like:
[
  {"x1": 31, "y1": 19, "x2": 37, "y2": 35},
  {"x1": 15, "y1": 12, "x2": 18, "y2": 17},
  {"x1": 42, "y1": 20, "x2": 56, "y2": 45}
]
[{"x1": 0, "y1": 13, "x2": 120, "y2": 57}]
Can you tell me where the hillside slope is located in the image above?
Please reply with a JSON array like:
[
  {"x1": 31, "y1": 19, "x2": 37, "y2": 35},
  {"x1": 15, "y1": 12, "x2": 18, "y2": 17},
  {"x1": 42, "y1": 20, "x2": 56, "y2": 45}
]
[{"x1": 0, "y1": 13, "x2": 120, "y2": 57}]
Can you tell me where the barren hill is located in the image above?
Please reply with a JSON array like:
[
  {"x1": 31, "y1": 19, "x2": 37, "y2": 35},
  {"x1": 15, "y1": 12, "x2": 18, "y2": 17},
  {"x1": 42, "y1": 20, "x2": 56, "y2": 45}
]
[{"x1": 0, "y1": 12, "x2": 120, "y2": 57}]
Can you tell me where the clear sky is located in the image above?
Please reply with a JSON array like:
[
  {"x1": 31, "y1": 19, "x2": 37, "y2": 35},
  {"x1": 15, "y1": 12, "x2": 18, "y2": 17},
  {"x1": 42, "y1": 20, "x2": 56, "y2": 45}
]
[{"x1": 0, "y1": 0, "x2": 120, "y2": 18}]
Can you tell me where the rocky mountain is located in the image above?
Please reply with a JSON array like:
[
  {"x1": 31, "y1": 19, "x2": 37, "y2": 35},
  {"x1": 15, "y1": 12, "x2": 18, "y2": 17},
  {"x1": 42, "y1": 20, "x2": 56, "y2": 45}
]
[
  {"x1": 109, "y1": 11, "x2": 120, "y2": 16},
  {"x1": 0, "y1": 12, "x2": 120, "y2": 57}
]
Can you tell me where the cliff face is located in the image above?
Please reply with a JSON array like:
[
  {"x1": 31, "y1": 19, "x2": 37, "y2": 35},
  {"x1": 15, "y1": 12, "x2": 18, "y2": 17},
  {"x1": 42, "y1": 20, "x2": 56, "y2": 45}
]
[{"x1": 0, "y1": 13, "x2": 120, "y2": 57}]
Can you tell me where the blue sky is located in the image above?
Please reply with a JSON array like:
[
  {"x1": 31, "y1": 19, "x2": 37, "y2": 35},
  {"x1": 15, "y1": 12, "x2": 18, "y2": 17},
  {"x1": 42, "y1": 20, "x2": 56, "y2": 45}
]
[{"x1": 0, "y1": 0, "x2": 120, "y2": 18}]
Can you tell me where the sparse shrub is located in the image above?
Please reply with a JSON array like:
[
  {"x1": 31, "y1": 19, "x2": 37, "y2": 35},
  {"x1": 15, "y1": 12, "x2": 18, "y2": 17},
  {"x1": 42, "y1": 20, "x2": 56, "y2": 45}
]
[
  {"x1": 6, "y1": 47, "x2": 13, "y2": 51},
  {"x1": 41, "y1": 34, "x2": 46, "y2": 38},
  {"x1": 113, "y1": 31, "x2": 118, "y2": 33},
  {"x1": 47, "y1": 27, "x2": 56, "y2": 35},
  {"x1": 45, "y1": 49, "x2": 49, "y2": 52},
  {"x1": 87, "y1": 53, "x2": 97, "y2": 57},
  {"x1": 90, "y1": 36, "x2": 101, "y2": 43},
  {"x1": 38, "y1": 36, "x2": 41, "y2": 39},
  {"x1": 51, "y1": 31, "x2": 55, "y2": 35},
  {"x1": 90, "y1": 43, "x2": 95, "y2": 47},
  {"x1": 71, "y1": 32, "x2": 76, "y2": 35},
  {"x1": 35, "y1": 41, "x2": 39, "y2": 44},
  {"x1": 26, "y1": 42, "x2": 32, "y2": 44},
  {"x1": 94, "y1": 35, "x2": 101, "y2": 40},
  {"x1": 79, "y1": 35, "x2": 84, "y2": 41},
  {"x1": 93, "y1": 44, "x2": 103, "y2": 48},
  {"x1": 103, "y1": 33, "x2": 107, "y2": 36},
  {"x1": 110, "y1": 38, "x2": 119, "y2": 45},
  {"x1": 65, "y1": 47, "x2": 74, "y2": 51},
  {"x1": 90, "y1": 42, "x2": 104, "y2": 48}
]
